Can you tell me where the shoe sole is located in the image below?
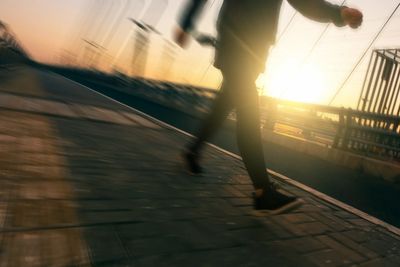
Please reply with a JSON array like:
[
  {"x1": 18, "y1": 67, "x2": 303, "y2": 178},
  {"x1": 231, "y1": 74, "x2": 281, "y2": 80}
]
[
  {"x1": 180, "y1": 153, "x2": 202, "y2": 176},
  {"x1": 253, "y1": 198, "x2": 304, "y2": 215}
]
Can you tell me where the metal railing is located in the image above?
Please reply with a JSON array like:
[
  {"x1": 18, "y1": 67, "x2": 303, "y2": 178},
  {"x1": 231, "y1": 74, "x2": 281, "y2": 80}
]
[
  {"x1": 117, "y1": 76, "x2": 400, "y2": 162},
  {"x1": 46, "y1": 66, "x2": 400, "y2": 162},
  {"x1": 128, "y1": 78, "x2": 400, "y2": 162},
  {"x1": 358, "y1": 49, "x2": 400, "y2": 116},
  {"x1": 260, "y1": 98, "x2": 400, "y2": 161}
]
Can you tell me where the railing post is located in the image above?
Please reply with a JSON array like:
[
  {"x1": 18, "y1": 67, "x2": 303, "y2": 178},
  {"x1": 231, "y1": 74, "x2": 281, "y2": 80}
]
[
  {"x1": 263, "y1": 98, "x2": 277, "y2": 130},
  {"x1": 342, "y1": 108, "x2": 353, "y2": 150},
  {"x1": 333, "y1": 108, "x2": 345, "y2": 148}
]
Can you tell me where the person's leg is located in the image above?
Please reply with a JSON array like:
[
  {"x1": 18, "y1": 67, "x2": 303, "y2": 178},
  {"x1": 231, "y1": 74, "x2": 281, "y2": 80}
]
[
  {"x1": 188, "y1": 83, "x2": 234, "y2": 154},
  {"x1": 223, "y1": 67, "x2": 270, "y2": 190},
  {"x1": 183, "y1": 80, "x2": 235, "y2": 174},
  {"x1": 223, "y1": 64, "x2": 302, "y2": 213}
]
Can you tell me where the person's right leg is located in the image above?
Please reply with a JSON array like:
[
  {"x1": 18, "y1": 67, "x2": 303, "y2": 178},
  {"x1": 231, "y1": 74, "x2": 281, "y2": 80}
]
[
  {"x1": 221, "y1": 66, "x2": 271, "y2": 190},
  {"x1": 183, "y1": 81, "x2": 234, "y2": 174},
  {"x1": 223, "y1": 64, "x2": 303, "y2": 213}
]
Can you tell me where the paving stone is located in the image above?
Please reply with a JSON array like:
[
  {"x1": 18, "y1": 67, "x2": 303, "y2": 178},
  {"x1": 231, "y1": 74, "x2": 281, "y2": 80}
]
[
  {"x1": 221, "y1": 185, "x2": 249, "y2": 198},
  {"x1": 233, "y1": 184, "x2": 254, "y2": 192},
  {"x1": 5, "y1": 200, "x2": 79, "y2": 229},
  {"x1": 83, "y1": 226, "x2": 129, "y2": 265},
  {"x1": 79, "y1": 210, "x2": 145, "y2": 225},
  {"x1": 363, "y1": 238, "x2": 400, "y2": 256},
  {"x1": 376, "y1": 226, "x2": 400, "y2": 242},
  {"x1": 315, "y1": 235, "x2": 366, "y2": 264},
  {"x1": 358, "y1": 257, "x2": 399, "y2": 267},
  {"x1": 17, "y1": 181, "x2": 73, "y2": 199},
  {"x1": 35, "y1": 99, "x2": 78, "y2": 118},
  {"x1": 17, "y1": 137, "x2": 53, "y2": 153},
  {"x1": 135, "y1": 244, "x2": 314, "y2": 267},
  {"x1": 18, "y1": 165, "x2": 66, "y2": 180},
  {"x1": 2, "y1": 69, "x2": 400, "y2": 267},
  {"x1": 309, "y1": 212, "x2": 354, "y2": 232},
  {"x1": 159, "y1": 207, "x2": 215, "y2": 221},
  {"x1": 226, "y1": 197, "x2": 253, "y2": 207},
  {"x1": 227, "y1": 227, "x2": 279, "y2": 245},
  {"x1": 333, "y1": 210, "x2": 359, "y2": 220},
  {"x1": 72, "y1": 104, "x2": 135, "y2": 125},
  {"x1": 272, "y1": 216, "x2": 332, "y2": 237},
  {"x1": 0, "y1": 134, "x2": 17, "y2": 143},
  {"x1": 278, "y1": 213, "x2": 316, "y2": 224},
  {"x1": 196, "y1": 198, "x2": 245, "y2": 216},
  {"x1": 0, "y1": 93, "x2": 38, "y2": 113},
  {"x1": 121, "y1": 111, "x2": 161, "y2": 129},
  {"x1": 296, "y1": 204, "x2": 326, "y2": 213},
  {"x1": 343, "y1": 229, "x2": 371, "y2": 243},
  {"x1": 16, "y1": 153, "x2": 65, "y2": 167},
  {"x1": 0, "y1": 202, "x2": 7, "y2": 229},
  {"x1": 116, "y1": 222, "x2": 166, "y2": 241},
  {"x1": 348, "y1": 219, "x2": 376, "y2": 229},
  {"x1": 270, "y1": 216, "x2": 309, "y2": 237},
  {"x1": 0, "y1": 94, "x2": 78, "y2": 119},
  {"x1": 275, "y1": 236, "x2": 328, "y2": 254},
  {"x1": 194, "y1": 216, "x2": 265, "y2": 234},
  {"x1": 260, "y1": 219, "x2": 295, "y2": 239},
  {"x1": 124, "y1": 235, "x2": 188, "y2": 257},
  {"x1": 78, "y1": 199, "x2": 144, "y2": 212},
  {"x1": 306, "y1": 249, "x2": 355, "y2": 267},
  {"x1": 329, "y1": 232, "x2": 379, "y2": 260},
  {"x1": 0, "y1": 229, "x2": 90, "y2": 267},
  {"x1": 171, "y1": 221, "x2": 242, "y2": 250},
  {"x1": 229, "y1": 174, "x2": 254, "y2": 185},
  {"x1": 386, "y1": 254, "x2": 400, "y2": 265},
  {"x1": 296, "y1": 222, "x2": 334, "y2": 236}
]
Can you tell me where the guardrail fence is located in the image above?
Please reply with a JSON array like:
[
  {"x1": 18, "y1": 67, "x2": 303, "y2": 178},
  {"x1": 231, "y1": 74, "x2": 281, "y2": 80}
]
[{"x1": 46, "y1": 59, "x2": 400, "y2": 163}]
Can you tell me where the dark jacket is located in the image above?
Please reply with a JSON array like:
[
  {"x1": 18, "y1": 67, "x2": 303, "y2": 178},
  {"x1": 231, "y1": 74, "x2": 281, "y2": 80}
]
[{"x1": 180, "y1": 0, "x2": 345, "y2": 70}]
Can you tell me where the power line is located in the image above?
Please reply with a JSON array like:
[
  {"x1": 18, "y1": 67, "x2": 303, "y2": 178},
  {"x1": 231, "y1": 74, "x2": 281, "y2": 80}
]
[
  {"x1": 276, "y1": 1, "x2": 346, "y2": 98},
  {"x1": 277, "y1": 22, "x2": 333, "y2": 98},
  {"x1": 303, "y1": 0, "x2": 346, "y2": 63},
  {"x1": 275, "y1": 11, "x2": 297, "y2": 45},
  {"x1": 328, "y1": 2, "x2": 400, "y2": 106}
]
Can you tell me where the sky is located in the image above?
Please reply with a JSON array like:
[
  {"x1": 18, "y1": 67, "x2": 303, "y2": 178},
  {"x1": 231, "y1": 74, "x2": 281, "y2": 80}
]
[{"x1": 1, "y1": 0, "x2": 400, "y2": 108}]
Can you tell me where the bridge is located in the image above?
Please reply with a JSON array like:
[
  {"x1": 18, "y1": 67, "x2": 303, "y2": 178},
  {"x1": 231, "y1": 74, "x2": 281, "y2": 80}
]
[{"x1": 1, "y1": 22, "x2": 400, "y2": 267}]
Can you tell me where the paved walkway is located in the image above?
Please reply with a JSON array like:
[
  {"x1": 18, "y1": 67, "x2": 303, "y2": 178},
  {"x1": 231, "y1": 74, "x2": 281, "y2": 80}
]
[{"x1": 0, "y1": 66, "x2": 400, "y2": 267}]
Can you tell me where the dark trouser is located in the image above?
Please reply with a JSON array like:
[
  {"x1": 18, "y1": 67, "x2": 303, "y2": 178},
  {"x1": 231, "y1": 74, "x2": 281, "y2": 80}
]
[{"x1": 189, "y1": 62, "x2": 270, "y2": 189}]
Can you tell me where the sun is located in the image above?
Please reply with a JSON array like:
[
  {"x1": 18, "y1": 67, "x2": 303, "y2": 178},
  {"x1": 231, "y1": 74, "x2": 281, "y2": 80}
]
[{"x1": 258, "y1": 59, "x2": 327, "y2": 104}]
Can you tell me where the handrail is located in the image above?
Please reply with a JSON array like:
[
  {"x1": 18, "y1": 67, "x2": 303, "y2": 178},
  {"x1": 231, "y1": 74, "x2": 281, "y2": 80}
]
[{"x1": 45, "y1": 66, "x2": 400, "y2": 162}]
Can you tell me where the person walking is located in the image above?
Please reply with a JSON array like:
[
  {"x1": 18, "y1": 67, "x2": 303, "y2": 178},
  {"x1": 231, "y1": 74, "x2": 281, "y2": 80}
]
[{"x1": 174, "y1": 0, "x2": 362, "y2": 213}]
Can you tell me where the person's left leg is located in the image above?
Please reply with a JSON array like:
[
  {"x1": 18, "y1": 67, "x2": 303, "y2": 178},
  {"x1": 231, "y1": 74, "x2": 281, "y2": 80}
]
[{"x1": 188, "y1": 83, "x2": 235, "y2": 155}]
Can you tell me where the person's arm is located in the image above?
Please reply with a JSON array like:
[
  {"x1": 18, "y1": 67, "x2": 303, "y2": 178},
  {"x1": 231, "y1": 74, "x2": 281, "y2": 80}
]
[
  {"x1": 179, "y1": 0, "x2": 207, "y2": 33},
  {"x1": 287, "y1": 0, "x2": 362, "y2": 28},
  {"x1": 174, "y1": 0, "x2": 207, "y2": 48}
]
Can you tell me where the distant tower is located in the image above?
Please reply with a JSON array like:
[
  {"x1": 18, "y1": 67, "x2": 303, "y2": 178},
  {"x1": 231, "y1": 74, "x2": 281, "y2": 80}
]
[
  {"x1": 159, "y1": 40, "x2": 177, "y2": 80},
  {"x1": 358, "y1": 49, "x2": 400, "y2": 116},
  {"x1": 128, "y1": 19, "x2": 152, "y2": 78}
]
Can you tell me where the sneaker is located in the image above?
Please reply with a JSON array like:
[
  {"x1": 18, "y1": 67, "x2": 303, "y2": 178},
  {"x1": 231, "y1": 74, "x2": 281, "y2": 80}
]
[
  {"x1": 182, "y1": 149, "x2": 202, "y2": 175},
  {"x1": 253, "y1": 185, "x2": 303, "y2": 214}
]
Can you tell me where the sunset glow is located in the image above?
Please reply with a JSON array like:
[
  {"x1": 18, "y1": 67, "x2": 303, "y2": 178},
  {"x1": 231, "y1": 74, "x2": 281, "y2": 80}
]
[
  {"x1": 260, "y1": 60, "x2": 327, "y2": 104},
  {"x1": 1, "y1": 0, "x2": 400, "y2": 107}
]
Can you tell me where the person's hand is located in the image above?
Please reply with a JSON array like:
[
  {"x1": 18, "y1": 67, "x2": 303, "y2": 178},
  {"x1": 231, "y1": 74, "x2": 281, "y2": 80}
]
[
  {"x1": 174, "y1": 27, "x2": 191, "y2": 48},
  {"x1": 341, "y1": 7, "x2": 363, "y2": 29}
]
